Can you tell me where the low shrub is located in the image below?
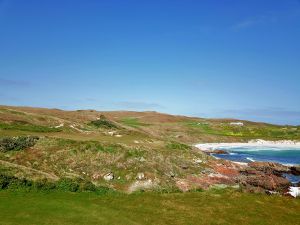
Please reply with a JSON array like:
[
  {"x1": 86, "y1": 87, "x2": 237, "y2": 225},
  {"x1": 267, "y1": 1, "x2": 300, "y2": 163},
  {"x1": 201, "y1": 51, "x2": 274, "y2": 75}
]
[
  {"x1": 83, "y1": 142, "x2": 117, "y2": 153},
  {"x1": 0, "y1": 174, "x2": 111, "y2": 194},
  {"x1": 89, "y1": 115, "x2": 118, "y2": 129},
  {"x1": 33, "y1": 179, "x2": 56, "y2": 191},
  {"x1": 0, "y1": 174, "x2": 33, "y2": 190},
  {"x1": 125, "y1": 148, "x2": 145, "y2": 158},
  {"x1": 57, "y1": 178, "x2": 80, "y2": 192},
  {"x1": 166, "y1": 141, "x2": 191, "y2": 151},
  {"x1": 0, "y1": 136, "x2": 39, "y2": 152},
  {"x1": 80, "y1": 181, "x2": 97, "y2": 192}
]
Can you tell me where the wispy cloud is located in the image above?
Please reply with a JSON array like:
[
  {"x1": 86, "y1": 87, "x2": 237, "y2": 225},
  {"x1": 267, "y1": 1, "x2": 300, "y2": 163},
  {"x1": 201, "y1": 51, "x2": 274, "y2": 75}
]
[
  {"x1": 114, "y1": 101, "x2": 164, "y2": 110},
  {"x1": 232, "y1": 15, "x2": 277, "y2": 30},
  {"x1": 232, "y1": 9, "x2": 300, "y2": 30},
  {"x1": 0, "y1": 78, "x2": 30, "y2": 87}
]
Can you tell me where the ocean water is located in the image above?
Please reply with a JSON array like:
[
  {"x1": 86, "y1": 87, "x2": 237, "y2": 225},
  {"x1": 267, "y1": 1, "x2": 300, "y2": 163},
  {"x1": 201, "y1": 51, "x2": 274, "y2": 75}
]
[
  {"x1": 213, "y1": 147, "x2": 300, "y2": 184},
  {"x1": 212, "y1": 147, "x2": 300, "y2": 183},
  {"x1": 212, "y1": 147, "x2": 300, "y2": 166}
]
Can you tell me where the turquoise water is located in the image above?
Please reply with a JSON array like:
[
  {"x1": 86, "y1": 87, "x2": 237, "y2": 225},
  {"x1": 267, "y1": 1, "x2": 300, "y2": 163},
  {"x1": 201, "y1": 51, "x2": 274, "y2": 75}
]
[
  {"x1": 212, "y1": 147, "x2": 300, "y2": 183},
  {"x1": 212, "y1": 147, "x2": 300, "y2": 165}
]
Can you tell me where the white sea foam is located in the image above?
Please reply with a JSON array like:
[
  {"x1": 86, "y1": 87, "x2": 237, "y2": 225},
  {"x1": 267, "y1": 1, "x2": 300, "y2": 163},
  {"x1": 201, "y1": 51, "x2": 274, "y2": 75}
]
[
  {"x1": 246, "y1": 157, "x2": 255, "y2": 162},
  {"x1": 288, "y1": 187, "x2": 300, "y2": 198},
  {"x1": 229, "y1": 152, "x2": 237, "y2": 155}
]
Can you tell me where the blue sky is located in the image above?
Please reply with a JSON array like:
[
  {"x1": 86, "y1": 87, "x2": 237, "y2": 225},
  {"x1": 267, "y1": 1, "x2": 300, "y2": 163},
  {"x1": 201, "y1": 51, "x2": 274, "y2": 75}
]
[{"x1": 0, "y1": 0, "x2": 300, "y2": 125}]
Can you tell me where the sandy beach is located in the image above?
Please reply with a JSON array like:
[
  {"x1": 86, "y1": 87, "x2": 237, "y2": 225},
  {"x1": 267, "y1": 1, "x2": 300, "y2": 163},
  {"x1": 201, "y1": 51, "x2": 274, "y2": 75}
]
[{"x1": 195, "y1": 139, "x2": 300, "y2": 151}]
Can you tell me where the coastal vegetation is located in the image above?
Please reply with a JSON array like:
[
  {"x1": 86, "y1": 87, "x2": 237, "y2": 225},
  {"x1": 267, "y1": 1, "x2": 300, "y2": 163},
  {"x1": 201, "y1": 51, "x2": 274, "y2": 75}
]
[
  {"x1": 0, "y1": 105, "x2": 299, "y2": 224},
  {"x1": 89, "y1": 115, "x2": 118, "y2": 129},
  {"x1": 0, "y1": 136, "x2": 39, "y2": 152},
  {"x1": 0, "y1": 122, "x2": 62, "y2": 133},
  {"x1": 184, "y1": 121, "x2": 300, "y2": 140}
]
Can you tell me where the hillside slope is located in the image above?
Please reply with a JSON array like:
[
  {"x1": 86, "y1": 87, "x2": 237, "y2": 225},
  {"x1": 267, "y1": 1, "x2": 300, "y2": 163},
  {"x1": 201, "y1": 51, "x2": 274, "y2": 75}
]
[{"x1": 0, "y1": 105, "x2": 299, "y2": 192}]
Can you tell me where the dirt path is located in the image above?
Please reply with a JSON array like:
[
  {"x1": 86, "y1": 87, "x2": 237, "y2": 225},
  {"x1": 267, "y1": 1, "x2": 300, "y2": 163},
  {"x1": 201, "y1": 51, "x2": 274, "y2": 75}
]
[{"x1": 0, "y1": 159, "x2": 59, "y2": 181}]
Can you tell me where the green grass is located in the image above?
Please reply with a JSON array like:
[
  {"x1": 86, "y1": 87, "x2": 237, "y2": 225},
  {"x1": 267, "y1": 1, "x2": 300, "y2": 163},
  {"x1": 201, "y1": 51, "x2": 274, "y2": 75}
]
[
  {"x1": 54, "y1": 138, "x2": 121, "y2": 153},
  {"x1": 0, "y1": 190, "x2": 299, "y2": 225},
  {"x1": 125, "y1": 148, "x2": 145, "y2": 158},
  {"x1": 120, "y1": 117, "x2": 149, "y2": 128},
  {"x1": 184, "y1": 121, "x2": 300, "y2": 140},
  {"x1": 166, "y1": 141, "x2": 191, "y2": 151},
  {"x1": 0, "y1": 122, "x2": 62, "y2": 133},
  {"x1": 0, "y1": 108, "x2": 26, "y2": 116},
  {"x1": 0, "y1": 136, "x2": 39, "y2": 152}
]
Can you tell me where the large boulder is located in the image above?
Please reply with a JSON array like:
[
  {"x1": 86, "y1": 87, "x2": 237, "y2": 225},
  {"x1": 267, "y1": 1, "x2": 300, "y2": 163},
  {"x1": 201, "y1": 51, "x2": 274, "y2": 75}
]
[{"x1": 212, "y1": 149, "x2": 229, "y2": 154}]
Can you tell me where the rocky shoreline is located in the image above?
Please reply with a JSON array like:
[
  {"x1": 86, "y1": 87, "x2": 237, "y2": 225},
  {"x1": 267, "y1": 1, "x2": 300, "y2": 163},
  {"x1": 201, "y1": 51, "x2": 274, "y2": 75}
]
[{"x1": 175, "y1": 147, "x2": 300, "y2": 197}]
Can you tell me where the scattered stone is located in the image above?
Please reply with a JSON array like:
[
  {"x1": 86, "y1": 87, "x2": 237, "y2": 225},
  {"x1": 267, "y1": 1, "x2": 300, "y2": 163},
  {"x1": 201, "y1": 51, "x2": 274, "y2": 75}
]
[
  {"x1": 181, "y1": 165, "x2": 189, "y2": 170},
  {"x1": 137, "y1": 172, "x2": 145, "y2": 180},
  {"x1": 174, "y1": 134, "x2": 183, "y2": 138},
  {"x1": 54, "y1": 123, "x2": 64, "y2": 128},
  {"x1": 193, "y1": 159, "x2": 203, "y2": 164},
  {"x1": 128, "y1": 179, "x2": 158, "y2": 193},
  {"x1": 108, "y1": 131, "x2": 115, "y2": 136},
  {"x1": 103, "y1": 172, "x2": 114, "y2": 181},
  {"x1": 169, "y1": 171, "x2": 176, "y2": 178},
  {"x1": 92, "y1": 173, "x2": 101, "y2": 180},
  {"x1": 208, "y1": 173, "x2": 227, "y2": 178},
  {"x1": 266, "y1": 190, "x2": 279, "y2": 195},
  {"x1": 211, "y1": 184, "x2": 228, "y2": 189},
  {"x1": 134, "y1": 140, "x2": 140, "y2": 144},
  {"x1": 115, "y1": 135, "x2": 122, "y2": 138},
  {"x1": 139, "y1": 157, "x2": 146, "y2": 162}
]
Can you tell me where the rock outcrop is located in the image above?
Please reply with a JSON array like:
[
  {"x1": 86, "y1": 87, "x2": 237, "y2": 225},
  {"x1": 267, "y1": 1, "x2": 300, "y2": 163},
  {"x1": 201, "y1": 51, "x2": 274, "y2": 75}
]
[
  {"x1": 290, "y1": 166, "x2": 300, "y2": 176},
  {"x1": 247, "y1": 162, "x2": 290, "y2": 175},
  {"x1": 241, "y1": 174, "x2": 290, "y2": 192},
  {"x1": 175, "y1": 158, "x2": 297, "y2": 194}
]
